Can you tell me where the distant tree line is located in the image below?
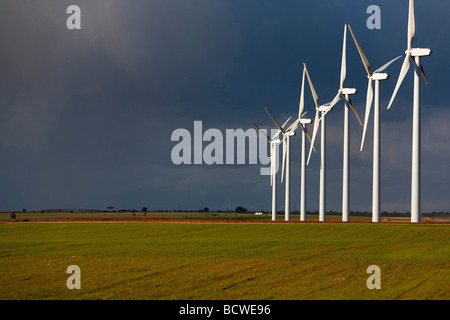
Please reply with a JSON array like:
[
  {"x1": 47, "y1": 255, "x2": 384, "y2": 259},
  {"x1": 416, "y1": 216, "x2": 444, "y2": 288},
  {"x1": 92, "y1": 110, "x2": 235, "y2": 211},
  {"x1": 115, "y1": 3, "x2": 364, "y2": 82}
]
[{"x1": 11, "y1": 207, "x2": 450, "y2": 215}]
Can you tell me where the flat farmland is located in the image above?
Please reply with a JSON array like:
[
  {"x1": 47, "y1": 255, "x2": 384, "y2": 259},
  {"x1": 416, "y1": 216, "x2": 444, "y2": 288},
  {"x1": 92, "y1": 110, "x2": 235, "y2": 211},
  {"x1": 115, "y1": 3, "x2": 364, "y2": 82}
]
[
  {"x1": 0, "y1": 221, "x2": 448, "y2": 300},
  {"x1": 2, "y1": 210, "x2": 450, "y2": 223}
]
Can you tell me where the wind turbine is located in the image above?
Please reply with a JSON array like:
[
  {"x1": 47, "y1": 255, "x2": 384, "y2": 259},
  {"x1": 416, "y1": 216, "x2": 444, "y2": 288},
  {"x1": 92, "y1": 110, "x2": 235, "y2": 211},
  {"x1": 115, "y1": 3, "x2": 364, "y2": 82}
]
[
  {"x1": 252, "y1": 117, "x2": 292, "y2": 221},
  {"x1": 348, "y1": 24, "x2": 402, "y2": 223},
  {"x1": 304, "y1": 64, "x2": 334, "y2": 222},
  {"x1": 320, "y1": 24, "x2": 363, "y2": 222},
  {"x1": 264, "y1": 107, "x2": 296, "y2": 221},
  {"x1": 284, "y1": 65, "x2": 314, "y2": 221},
  {"x1": 387, "y1": 0, "x2": 431, "y2": 223}
]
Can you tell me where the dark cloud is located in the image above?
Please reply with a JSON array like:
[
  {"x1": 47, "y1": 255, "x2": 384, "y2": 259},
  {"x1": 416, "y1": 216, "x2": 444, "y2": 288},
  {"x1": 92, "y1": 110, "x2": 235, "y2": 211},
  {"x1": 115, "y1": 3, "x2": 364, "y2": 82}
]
[{"x1": 0, "y1": 0, "x2": 449, "y2": 213}]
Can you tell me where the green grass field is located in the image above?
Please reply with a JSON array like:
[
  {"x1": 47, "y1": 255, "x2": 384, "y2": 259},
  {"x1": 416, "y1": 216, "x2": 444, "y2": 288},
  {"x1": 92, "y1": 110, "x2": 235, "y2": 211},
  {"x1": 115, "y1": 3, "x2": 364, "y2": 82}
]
[{"x1": 0, "y1": 222, "x2": 448, "y2": 300}]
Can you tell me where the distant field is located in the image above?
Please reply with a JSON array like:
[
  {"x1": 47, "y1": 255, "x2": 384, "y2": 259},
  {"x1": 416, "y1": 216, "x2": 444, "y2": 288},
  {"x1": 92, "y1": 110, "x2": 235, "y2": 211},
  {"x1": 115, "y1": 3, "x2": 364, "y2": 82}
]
[
  {"x1": 0, "y1": 222, "x2": 448, "y2": 300},
  {"x1": 1, "y1": 210, "x2": 449, "y2": 223}
]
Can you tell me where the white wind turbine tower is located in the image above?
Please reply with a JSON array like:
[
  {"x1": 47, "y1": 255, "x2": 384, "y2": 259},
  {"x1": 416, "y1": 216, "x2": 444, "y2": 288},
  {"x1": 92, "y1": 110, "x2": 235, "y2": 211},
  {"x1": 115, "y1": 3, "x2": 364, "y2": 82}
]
[
  {"x1": 285, "y1": 65, "x2": 314, "y2": 221},
  {"x1": 348, "y1": 24, "x2": 402, "y2": 223},
  {"x1": 264, "y1": 107, "x2": 296, "y2": 221},
  {"x1": 387, "y1": 0, "x2": 431, "y2": 223},
  {"x1": 252, "y1": 117, "x2": 292, "y2": 221},
  {"x1": 304, "y1": 64, "x2": 335, "y2": 222},
  {"x1": 320, "y1": 24, "x2": 363, "y2": 222}
]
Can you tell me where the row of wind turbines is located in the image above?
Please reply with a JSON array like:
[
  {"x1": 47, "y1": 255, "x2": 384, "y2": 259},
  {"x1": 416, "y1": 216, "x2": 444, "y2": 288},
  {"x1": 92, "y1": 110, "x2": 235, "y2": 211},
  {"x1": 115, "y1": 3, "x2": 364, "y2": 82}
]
[{"x1": 252, "y1": 0, "x2": 431, "y2": 223}]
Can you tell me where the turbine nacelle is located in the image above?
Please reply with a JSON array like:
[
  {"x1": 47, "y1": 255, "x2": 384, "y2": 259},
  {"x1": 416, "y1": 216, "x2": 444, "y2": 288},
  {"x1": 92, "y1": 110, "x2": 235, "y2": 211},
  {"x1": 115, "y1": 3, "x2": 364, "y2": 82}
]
[
  {"x1": 341, "y1": 88, "x2": 357, "y2": 96},
  {"x1": 409, "y1": 48, "x2": 432, "y2": 57},
  {"x1": 371, "y1": 73, "x2": 389, "y2": 81},
  {"x1": 299, "y1": 118, "x2": 312, "y2": 125},
  {"x1": 286, "y1": 131, "x2": 296, "y2": 137},
  {"x1": 318, "y1": 105, "x2": 332, "y2": 112}
]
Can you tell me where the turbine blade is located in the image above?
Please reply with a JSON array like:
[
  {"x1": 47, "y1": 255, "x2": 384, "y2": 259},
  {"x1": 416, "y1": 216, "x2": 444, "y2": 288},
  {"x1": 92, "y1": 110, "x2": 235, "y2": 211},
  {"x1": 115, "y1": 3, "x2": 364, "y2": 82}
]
[
  {"x1": 282, "y1": 116, "x2": 292, "y2": 129},
  {"x1": 264, "y1": 107, "x2": 285, "y2": 134},
  {"x1": 287, "y1": 119, "x2": 300, "y2": 133},
  {"x1": 320, "y1": 92, "x2": 341, "y2": 121},
  {"x1": 408, "y1": 0, "x2": 415, "y2": 50},
  {"x1": 360, "y1": 79, "x2": 373, "y2": 151},
  {"x1": 270, "y1": 169, "x2": 273, "y2": 186},
  {"x1": 303, "y1": 63, "x2": 320, "y2": 110},
  {"x1": 323, "y1": 97, "x2": 342, "y2": 107},
  {"x1": 348, "y1": 98, "x2": 362, "y2": 127},
  {"x1": 299, "y1": 67, "x2": 306, "y2": 118},
  {"x1": 374, "y1": 55, "x2": 402, "y2": 73},
  {"x1": 270, "y1": 116, "x2": 293, "y2": 140},
  {"x1": 307, "y1": 109, "x2": 320, "y2": 165},
  {"x1": 252, "y1": 121, "x2": 271, "y2": 142},
  {"x1": 420, "y1": 63, "x2": 429, "y2": 86},
  {"x1": 340, "y1": 24, "x2": 347, "y2": 90},
  {"x1": 270, "y1": 143, "x2": 273, "y2": 186},
  {"x1": 387, "y1": 54, "x2": 411, "y2": 109},
  {"x1": 348, "y1": 25, "x2": 371, "y2": 76},
  {"x1": 281, "y1": 138, "x2": 286, "y2": 183},
  {"x1": 410, "y1": 56, "x2": 429, "y2": 85},
  {"x1": 303, "y1": 125, "x2": 316, "y2": 153}
]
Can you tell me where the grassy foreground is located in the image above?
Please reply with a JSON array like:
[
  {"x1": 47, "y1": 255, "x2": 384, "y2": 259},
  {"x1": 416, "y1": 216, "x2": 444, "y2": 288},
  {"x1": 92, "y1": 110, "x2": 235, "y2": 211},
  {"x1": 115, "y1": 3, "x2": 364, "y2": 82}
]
[{"x1": 0, "y1": 222, "x2": 448, "y2": 300}]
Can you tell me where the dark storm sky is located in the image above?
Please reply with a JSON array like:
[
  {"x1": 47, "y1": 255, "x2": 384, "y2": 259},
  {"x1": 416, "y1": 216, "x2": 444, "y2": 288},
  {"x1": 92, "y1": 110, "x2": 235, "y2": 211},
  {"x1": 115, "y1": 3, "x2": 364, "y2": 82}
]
[{"x1": 0, "y1": 0, "x2": 449, "y2": 213}]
